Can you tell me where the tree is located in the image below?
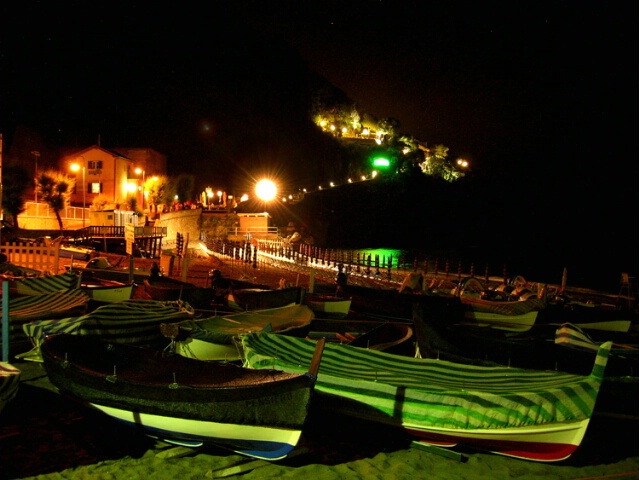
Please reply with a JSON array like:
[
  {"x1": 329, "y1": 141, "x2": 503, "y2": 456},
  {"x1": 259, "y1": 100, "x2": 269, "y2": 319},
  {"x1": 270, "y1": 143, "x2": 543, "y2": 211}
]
[
  {"x1": 1, "y1": 163, "x2": 31, "y2": 228},
  {"x1": 418, "y1": 144, "x2": 461, "y2": 182},
  {"x1": 145, "y1": 175, "x2": 170, "y2": 217},
  {"x1": 35, "y1": 169, "x2": 75, "y2": 229}
]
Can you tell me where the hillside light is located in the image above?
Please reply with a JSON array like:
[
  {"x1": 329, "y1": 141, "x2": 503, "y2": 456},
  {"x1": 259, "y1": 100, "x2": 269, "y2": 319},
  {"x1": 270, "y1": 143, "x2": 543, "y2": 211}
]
[{"x1": 372, "y1": 157, "x2": 390, "y2": 168}]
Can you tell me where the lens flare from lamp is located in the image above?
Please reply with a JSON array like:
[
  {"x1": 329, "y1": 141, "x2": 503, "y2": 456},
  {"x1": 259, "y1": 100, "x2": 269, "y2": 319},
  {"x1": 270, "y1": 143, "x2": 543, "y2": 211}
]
[{"x1": 255, "y1": 179, "x2": 277, "y2": 202}]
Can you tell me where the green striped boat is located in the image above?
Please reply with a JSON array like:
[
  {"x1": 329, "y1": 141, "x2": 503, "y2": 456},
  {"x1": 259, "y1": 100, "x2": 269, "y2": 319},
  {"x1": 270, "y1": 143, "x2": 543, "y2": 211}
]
[
  {"x1": 4, "y1": 290, "x2": 90, "y2": 346},
  {"x1": 242, "y1": 333, "x2": 612, "y2": 462},
  {"x1": 21, "y1": 299, "x2": 195, "y2": 361},
  {"x1": 13, "y1": 271, "x2": 82, "y2": 296}
]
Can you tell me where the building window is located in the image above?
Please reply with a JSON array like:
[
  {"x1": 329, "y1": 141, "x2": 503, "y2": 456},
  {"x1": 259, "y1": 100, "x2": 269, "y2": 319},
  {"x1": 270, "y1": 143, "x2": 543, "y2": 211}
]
[{"x1": 89, "y1": 183, "x2": 102, "y2": 194}]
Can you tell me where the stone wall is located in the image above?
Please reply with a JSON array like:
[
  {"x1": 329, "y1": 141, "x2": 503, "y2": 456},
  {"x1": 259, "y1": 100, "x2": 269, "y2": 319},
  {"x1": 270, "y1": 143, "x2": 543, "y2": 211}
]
[{"x1": 153, "y1": 207, "x2": 202, "y2": 251}]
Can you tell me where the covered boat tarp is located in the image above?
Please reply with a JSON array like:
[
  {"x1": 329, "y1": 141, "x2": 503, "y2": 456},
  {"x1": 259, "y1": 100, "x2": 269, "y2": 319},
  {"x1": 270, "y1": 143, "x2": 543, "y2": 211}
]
[
  {"x1": 182, "y1": 304, "x2": 314, "y2": 343},
  {"x1": 8, "y1": 289, "x2": 90, "y2": 322},
  {"x1": 13, "y1": 271, "x2": 82, "y2": 295},
  {"x1": 0, "y1": 362, "x2": 21, "y2": 414},
  {"x1": 3, "y1": 290, "x2": 90, "y2": 345},
  {"x1": 168, "y1": 303, "x2": 314, "y2": 361},
  {"x1": 242, "y1": 333, "x2": 611, "y2": 432},
  {"x1": 22, "y1": 299, "x2": 196, "y2": 359}
]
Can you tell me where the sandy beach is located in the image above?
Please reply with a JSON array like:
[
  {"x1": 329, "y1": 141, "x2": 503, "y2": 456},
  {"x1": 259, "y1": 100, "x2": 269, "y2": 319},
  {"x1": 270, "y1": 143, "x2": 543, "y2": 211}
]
[{"x1": 2, "y1": 253, "x2": 637, "y2": 479}]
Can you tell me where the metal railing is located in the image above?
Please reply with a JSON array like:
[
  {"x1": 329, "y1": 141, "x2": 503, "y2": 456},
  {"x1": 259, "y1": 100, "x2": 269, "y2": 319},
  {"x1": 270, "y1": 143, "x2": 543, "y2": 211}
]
[{"x1": 21, "y1": 201, "x2": 88, "y2": 222}]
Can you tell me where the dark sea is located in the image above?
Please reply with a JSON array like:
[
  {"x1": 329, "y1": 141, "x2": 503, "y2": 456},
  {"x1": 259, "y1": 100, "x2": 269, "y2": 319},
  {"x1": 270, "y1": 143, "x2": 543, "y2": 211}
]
[{"x1": 288, "y1": 178, "x2": 635, "y2": 294}]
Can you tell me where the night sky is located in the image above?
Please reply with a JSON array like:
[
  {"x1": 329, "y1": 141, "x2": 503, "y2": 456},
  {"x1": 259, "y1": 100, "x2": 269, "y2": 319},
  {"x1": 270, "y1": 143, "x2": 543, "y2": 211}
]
[{"x1": 1, "y1": 1, "x2": 635, "y2": 287}]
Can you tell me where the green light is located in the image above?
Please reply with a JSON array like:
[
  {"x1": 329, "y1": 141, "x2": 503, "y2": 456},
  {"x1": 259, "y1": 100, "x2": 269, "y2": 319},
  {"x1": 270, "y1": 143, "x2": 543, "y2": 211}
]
[{"x1": 373, "y1": 157, "x2": 390, "y2": 167}]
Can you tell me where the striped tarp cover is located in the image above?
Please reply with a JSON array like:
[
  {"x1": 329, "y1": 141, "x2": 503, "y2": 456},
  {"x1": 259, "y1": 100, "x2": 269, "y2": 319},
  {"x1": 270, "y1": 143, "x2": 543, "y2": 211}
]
[
  {"x1": 14, "y1": 271, "x2": 82, "y2": 295},
  {"x1": 4, "y1": 290, "x2": 90, "y2": 343},
  {"x1": 0, "y1": 362, "x2": 21, "y2": 413},
  {"x1": 9, "y1": 290, "x2": 90, "y2": 323},
  {"x1": 23, "y1": 299, "x2": 196, "y2": 349},
  {"x1": 555, "y1": 323, "x2": 599, "y2": 352},
  {"x1": 179, "y1": 303, "x2": 314, "y2": 345},
  {"x1": 242, "y1": 333, "x2": 611, "y2": 431}
]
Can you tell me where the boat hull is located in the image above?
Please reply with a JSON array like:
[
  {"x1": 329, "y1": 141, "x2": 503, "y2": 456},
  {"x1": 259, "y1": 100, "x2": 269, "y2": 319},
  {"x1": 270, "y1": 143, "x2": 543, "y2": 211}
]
[
  {"x1": 92, "y1": 404, "x2": 304, "y2": 460},
  {"x1": 304, "y1": 296, "x2": 351, "y2": 319},
  {"x1": 226, "y1": 287, "x2": 303, "y2": 311},
  {"x1": 82, "y1": 282, "x2": 134, "y2": 303},
  {"x1": 406, "y1": 418, "x2": 590, "y2": 462},
  {"x1": 463, "y1": 309, "x2": 539, "y2": 332},
  {"x1": 41, "y1": 334, "x2": 322, "y2": 460},
  {"x1": 144, "y1": 278, "x2": 197, "y2": 301}
]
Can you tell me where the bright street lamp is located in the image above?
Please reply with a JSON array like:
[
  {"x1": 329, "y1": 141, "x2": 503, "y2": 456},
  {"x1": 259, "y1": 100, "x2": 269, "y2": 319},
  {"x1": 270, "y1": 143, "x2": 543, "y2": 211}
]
[
  {"x1": 70, "y1": 160, "x2": 86, "y2": 228},
  {"x1": 255, "y1": 179, "x2": 277, "y2": 203},
  {"x1": 135, "y1": 167, "x2": 146, "y2": 211}
]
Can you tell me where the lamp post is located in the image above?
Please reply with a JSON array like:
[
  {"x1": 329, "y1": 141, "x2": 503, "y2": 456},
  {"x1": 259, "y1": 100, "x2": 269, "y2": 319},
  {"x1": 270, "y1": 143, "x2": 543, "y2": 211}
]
[
  {"x1": 71, "y1": 160, "x2": 86, "y2": 228},
  {"x1": 31, "y1": 150, "x2": 40, "y2": 202},
  {"x1": 135, "y1": 167, "x2": 146, "y2": 211}
]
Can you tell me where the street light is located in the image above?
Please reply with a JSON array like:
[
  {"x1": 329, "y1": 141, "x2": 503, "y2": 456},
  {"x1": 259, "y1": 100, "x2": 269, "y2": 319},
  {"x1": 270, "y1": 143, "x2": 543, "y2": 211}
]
[
  {"x1": 70, "y1": 161, "x2": 86, "y2": 228},
  {"x1": 31, "y1": 151, "x2": 40, "y2": 202},
  {"x1": 135, "y1": 167, "x2": 146, "y2": 211},
  {"x1": 255, "y1": 179, "x2": 277, "y2": 202}
]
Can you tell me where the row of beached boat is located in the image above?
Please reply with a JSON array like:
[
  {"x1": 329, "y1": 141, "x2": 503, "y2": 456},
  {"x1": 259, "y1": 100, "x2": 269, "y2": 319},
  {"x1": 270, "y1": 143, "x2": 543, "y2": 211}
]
[{"x1": 1, "y1": 259, "x2": 637, "y2": 464}]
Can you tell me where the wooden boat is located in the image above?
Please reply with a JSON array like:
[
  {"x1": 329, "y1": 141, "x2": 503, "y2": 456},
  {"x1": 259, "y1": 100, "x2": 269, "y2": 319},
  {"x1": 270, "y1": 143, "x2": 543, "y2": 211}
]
[
  {"x1": 536, "y1": 297, "x2": 633, "y2": 333},
  {"x1": 41, "y1": 333, "x2": 325, "y2": 460},
  {"x1": 164, "y1": 304, "x2": 315, "y2": 361},
  {"x1": 308, "y1": 317, "x2": 415, "y2": 354},
  {"x1": 448, "y1": 277, "x2": 546, "y2": 333},
  {"x1": 12, "y1": 270, "x2": 133, "y2": 303},
  {"x1": 302, "y1": 293, "x2": 352, "y2": 319},
  {"x1": 242, "y1": 332, "x2": 613, "y2": 462},
  {"x1": 344, "y1": 322, "x2": 414, "y2": 353},
  {"x1": 0, "y1": 362, "x2": 20, "y2": 415},
  {"x1": 143, "y1": 276, "x2": 197, "y2": 301},
  {"x1": 12, "y1": 271, "x2": 82, "y2": 296},
  {"x1": 17, "y1": 235, "x2": 94, "y2": 261},
  {"x1": 226, "y1": 287, "x2": 303, "y2": 311},
  {"x1": 316, "y1": 282, "x2": 463, "y2": 322},
  {"x1": 453, "y1": 276, "x2": 632, "y2": 333},
  {"x1": 316, "y1": 283, "x2": 415, "y2": 320},
  {"x1": 66, "y1": 256, "x2": 152, "y2": 283},
  {"x1": 21, "y1": 299, "x2": 196, "y2": 362},
  {"x1": 412, "y1": 302, "x2": 637, "y2": 375},
  {"x1": 81, "y1": 277, "x2": 135, "y2": 303},
  {"x1": 4, "y1": 290, "x2": 91, "y2": 350},
  {"x1": 411, "y1": 302, "x2": 639, "y2": 418},
  {"x1": 0, "y1": 262, "x2": 41, "y2": 281}
]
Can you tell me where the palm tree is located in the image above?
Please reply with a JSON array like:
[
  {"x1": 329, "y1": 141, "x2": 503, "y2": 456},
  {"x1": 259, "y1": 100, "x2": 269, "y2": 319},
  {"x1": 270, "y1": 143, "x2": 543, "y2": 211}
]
[
  {"x1": 1, "y1": 163, "x2": 30, "y2": 228},
  {"x1": 35, "y1": 169, "x2": 75, "y2": 229}
]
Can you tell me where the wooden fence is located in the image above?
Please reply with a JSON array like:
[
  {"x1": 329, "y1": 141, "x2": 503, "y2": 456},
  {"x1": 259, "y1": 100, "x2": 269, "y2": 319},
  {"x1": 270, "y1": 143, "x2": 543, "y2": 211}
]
[{"x1": 1, "y1": 242, "x2": 61, "y2": 274}]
